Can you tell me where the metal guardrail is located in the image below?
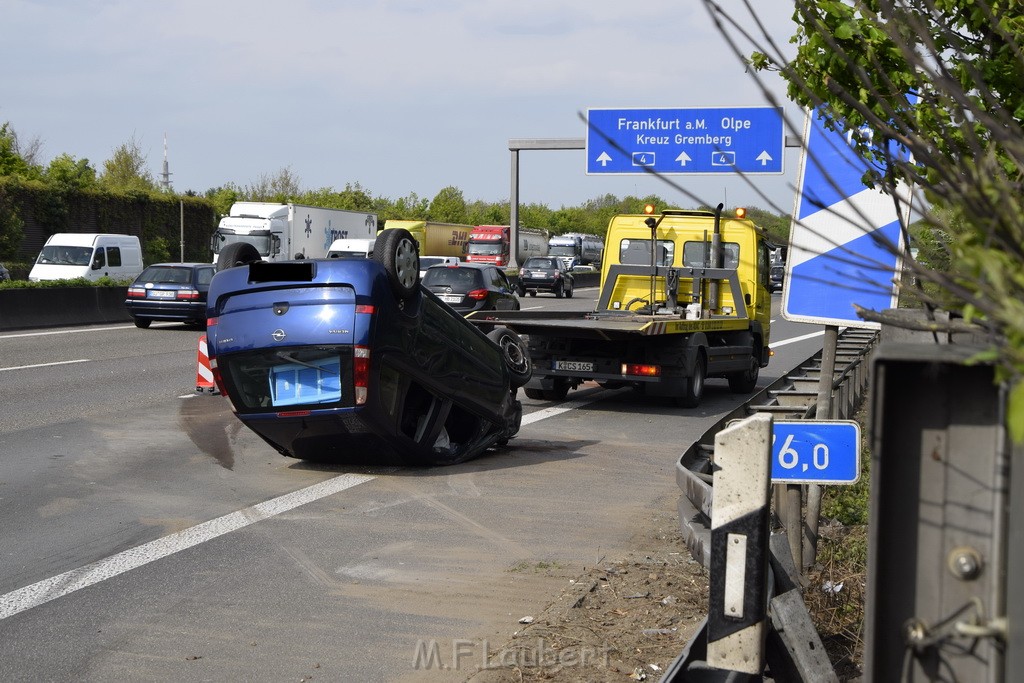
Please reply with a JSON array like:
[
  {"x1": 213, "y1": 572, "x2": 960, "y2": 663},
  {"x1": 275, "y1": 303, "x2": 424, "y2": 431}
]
[{"x1": 675, "y1": 327, "x2": 878, "y2": 569}]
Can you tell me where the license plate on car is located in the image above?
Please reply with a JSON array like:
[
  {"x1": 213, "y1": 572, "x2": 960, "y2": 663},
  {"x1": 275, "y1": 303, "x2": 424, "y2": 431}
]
[
  {"x1": 441, "y1": 295, "x2": 463, "y2": 303},
  {"x1": 554, "y1": 360, "x2": 594, "y2": 372},
  {"x1": 148, "y1": 290, "x2": 176, "y2": 299}
]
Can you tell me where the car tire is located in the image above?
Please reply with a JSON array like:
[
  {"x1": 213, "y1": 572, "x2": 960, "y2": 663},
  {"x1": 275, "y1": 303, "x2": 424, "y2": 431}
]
[
  {"x1": 216, "y1": 242, "x2": 261, "y2": 272},
  {"x1": 554, "y1": 281, "x2": 564, "y2": 299},
  {"x1": 517, "y1": 284, "x2": 526, "y2": 297},
  {"x1": 727, "y1": 353, "x2": 760, "y2": 393},
  {"x1": 565, "y1": 281, "x2": 574, "y2": 299},
  {"x1": 373, "y1": 227, "x2": 420, "y2": 301},
  {"x1": 675, "y1": 354, "x2": 706, "y2": 408},
  {"x1": 133, "y1": 318, "x2": 151, "y2": 329},
  {"x1": 487, "y1": 326, "x2": 532, "y2": 389},
  {"x1": 524, "y1": 387, "x2": 545, "y2": 400}
]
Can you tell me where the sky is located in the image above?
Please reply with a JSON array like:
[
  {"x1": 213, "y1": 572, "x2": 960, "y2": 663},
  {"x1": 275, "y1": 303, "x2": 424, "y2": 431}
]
[{"x1": 2, "y1": 0, "x2": 805, "y2": 215}]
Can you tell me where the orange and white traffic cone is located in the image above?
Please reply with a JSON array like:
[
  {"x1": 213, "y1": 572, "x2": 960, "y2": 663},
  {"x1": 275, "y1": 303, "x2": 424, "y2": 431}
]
[{"x1": 195, "y1": 334, "x2": 218, "y2": 394}]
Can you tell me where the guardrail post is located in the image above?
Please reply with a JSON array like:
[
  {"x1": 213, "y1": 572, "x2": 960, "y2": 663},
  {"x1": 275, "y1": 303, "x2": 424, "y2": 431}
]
[
  {"x1": 865, "y1": 343, "x2": 1008, "y2": 679},
  {"x1": 708, "y1": 413, "x2": 773, "y2": 674}
]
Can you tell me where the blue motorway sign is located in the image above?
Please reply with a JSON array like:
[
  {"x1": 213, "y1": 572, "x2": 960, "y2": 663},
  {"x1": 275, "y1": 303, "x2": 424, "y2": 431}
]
[
  {"x1": 586, "y1": 106, "x2": 784, "y2": 175},
  {"x1": 771, "y1": 420, "x2": 860, "y2": 485},
  {"x1": 782, "y1": 108, "x2": 911, "y2": 327}
]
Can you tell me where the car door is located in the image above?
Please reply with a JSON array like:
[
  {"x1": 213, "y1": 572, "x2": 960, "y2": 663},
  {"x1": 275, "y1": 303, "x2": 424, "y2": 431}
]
[{"x1": 491, "y1": 268, "x2": 519, "y2": 310}]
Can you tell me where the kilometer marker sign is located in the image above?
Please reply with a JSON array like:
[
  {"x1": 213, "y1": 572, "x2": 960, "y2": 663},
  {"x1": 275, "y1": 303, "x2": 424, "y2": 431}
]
[
  {"x1": 771, "y1": 420, "x2": 860, "y2": 485},
  {"x1": 586, "y1": 106, "x2": 784, "y2": 175}
]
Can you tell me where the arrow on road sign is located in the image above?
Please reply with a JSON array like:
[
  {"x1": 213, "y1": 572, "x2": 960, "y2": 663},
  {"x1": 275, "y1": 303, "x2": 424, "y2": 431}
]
[
  {"x1": 675, "y1": 151, "x2": 692, "y2": 167},
  {"x1": 596, "y1": 151, "x2": 612, "y2": 167},
  {"x1": 757, "y1": 151, "x2": 773, "y2": 166}
]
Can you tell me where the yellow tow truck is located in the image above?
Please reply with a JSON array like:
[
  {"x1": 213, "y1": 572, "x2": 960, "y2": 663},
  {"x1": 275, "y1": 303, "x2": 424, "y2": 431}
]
[{"x1": 467, "y1": 204, "x2": 773, "y2": 407}]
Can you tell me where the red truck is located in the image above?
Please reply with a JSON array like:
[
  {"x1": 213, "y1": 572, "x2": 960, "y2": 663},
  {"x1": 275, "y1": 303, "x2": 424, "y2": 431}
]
[{"x1": 465, "y1": 225, "x2": 550, "y2": 272}]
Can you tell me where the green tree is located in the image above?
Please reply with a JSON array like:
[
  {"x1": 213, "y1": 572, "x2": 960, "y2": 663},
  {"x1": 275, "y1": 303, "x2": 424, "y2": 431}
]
[
  {"x1": 428, "y1": 186, "x2": 467, "y2": 223},
  {"x1": 99, "y1": 135, "x2": 156, "y2": 191},
  {"x1": 245, "y1": 166, "x2": 301, "y2": 202},
  {"x1": 205, "y1": 184, "x2": 241, "y2": 217},
  {"x1": 0, "y1": 180, "x2": 25, "y2": 260},
  {"x1": 0, "y1": 123, "x2": 42, "y2": 180},
  {"x1": 45, "y1": 153, "x2": 97, "y2": 190},
  {"x1": 732, "y1": 0, "x2": 1024, "y2": 436}
]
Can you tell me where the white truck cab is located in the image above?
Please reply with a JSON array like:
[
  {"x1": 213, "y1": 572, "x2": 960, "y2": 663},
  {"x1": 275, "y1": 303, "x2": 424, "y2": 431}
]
[{"x1": 326, "y1": 237, "x2": 376, "y2": 259}]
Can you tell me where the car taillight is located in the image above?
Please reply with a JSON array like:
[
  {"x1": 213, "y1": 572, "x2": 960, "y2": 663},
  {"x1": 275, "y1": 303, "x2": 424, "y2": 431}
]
[
  {"x1": 354, "y1": 345, "x2": 370, "y2": 405},
  {"x1": 210, "y1": 358, "x2": 230, "y2": 399},
  {"x1": 127, "y1": 287, "x2": 147, "y2": 298},
  {"x1": 176, "y1": 289, "x2": 201, "y2": 300},
  {"x1": 207, "y1": 317, "x2": 218, "y2": 327},
  {"x1": 622, "y1": 363, "x2": 660, "y2": 377},
  {"x1": 467, "y1": 289, "x2": 489, "y2": 301}
]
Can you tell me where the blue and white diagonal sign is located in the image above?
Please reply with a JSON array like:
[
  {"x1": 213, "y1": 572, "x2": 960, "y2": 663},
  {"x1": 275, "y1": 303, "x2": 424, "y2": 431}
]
[
  {"x1": 782, "y1": 109, "x2": 911, "y2": 327},
  {"x1": 586, "y1": 106, "x2": 784, "y2": 175}
]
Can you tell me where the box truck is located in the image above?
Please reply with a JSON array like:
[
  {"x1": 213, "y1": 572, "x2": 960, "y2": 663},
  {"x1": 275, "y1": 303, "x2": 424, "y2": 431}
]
[
  {"x1": 29, "y1": 233, "x2": 144, "y2": 282},
  {"x1": 210, "y1": 202, "x2": 377, "y2": 269},
  {"x1": 380, "y1": 220, "x2": 471, "y2": 258}
]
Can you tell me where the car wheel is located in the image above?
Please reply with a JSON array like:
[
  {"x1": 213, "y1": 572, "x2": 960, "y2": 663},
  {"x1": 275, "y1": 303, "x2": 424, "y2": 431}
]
[
  {"x1": 727, "y1": 353, "x2": 760, "y2": 393},
  {"x1": 675, "y1": 354, "x2": 706, "y2": 408},
  {"x1": 216, "y1": 242, "x2": 261, "y2": 272},
  {"x1": 487, "y1": 326, "x2": 532, "y2": 388},
  {"x1": 565, "y1": 281, "x2": 574, "y2": 299},
  {"x1": 528, "y1": 290, "x2": 536, "y2": 297},
  {"x1": 373, "y1": 228, "x2": 420, "y2": 301},
  {"x1": 524, "y1": 387, "x2": 545, "y2": 400},
  {"x1": 133, "y1": 318, "x2": 151, "y2": 329},
  {"x1": 554, "y1": 281, "x2": 564, "y2": 299},
  {"x1": 517, "y1": 284, "x2": 526, "y2": 297}
]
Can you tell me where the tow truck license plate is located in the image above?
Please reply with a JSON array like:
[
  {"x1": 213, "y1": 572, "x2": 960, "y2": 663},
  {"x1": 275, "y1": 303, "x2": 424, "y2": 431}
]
[{"x1": 554, "y1": 360, "x2": 594, "y2": 372}]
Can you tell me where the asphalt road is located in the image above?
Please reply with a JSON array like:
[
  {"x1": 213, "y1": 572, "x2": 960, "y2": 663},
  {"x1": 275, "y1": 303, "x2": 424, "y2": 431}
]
[{"x1": 0, "y1": 291, "x2": 825, "y2": 682}]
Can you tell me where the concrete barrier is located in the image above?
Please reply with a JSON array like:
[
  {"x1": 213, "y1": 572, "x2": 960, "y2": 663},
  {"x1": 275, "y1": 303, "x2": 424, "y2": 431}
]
[{"x1": 0, "y1": 287, "x2": 132, "y2": 332}]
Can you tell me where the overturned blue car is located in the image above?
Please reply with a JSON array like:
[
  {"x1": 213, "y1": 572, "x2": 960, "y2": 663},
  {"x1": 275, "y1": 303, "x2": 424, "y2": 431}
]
[{"x1": 205, "y1": 229, "x2": 531, "y2": 466}]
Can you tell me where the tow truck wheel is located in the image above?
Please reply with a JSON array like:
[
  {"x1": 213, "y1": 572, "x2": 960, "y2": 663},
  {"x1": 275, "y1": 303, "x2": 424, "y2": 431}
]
[
  {"x1": 374, "y1": 227, "x2": 420, "y2": 301},
  {"x1": 542, "y1": 377, "x2": 570, "y2": 401},
  {"x1": 676, "y1": 354, "x2": 706, "y2": 408},
  {"x1": 216, "y1": 242, "x2": 261, "y2": 271},
  {"x1": 727, "y1": 353, "x2": 760, "y2": 393},
  {"x1": 487, "y1": 326, "x2": 532, "y2": 388}
]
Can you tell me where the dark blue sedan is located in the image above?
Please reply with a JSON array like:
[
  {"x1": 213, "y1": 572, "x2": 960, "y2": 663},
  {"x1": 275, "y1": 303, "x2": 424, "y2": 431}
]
[{"x1": 125, "y1": 263, "x2": 216, "y2": 328}]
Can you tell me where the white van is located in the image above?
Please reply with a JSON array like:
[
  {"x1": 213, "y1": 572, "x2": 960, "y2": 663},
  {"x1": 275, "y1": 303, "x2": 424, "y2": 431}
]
[{"x1": 29, "y1": 233, "x2": 144, "y2": 282}]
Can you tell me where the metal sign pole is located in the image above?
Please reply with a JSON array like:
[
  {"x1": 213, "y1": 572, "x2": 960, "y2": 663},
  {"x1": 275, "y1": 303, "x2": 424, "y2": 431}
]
[{"x1": 804, "y1": 324, "x2": 839, "y2": 568}]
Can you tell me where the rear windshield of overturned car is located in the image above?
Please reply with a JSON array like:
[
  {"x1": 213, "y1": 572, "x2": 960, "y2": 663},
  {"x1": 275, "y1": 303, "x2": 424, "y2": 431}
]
[{"x1": 219, "y1": 345, "x2": 354, "y2": 411}]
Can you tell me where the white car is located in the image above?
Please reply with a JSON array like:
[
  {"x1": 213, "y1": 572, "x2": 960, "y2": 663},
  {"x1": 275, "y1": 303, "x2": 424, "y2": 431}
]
[{"x1": 419, "y1": 255, "x2": 461, "y2": 278}]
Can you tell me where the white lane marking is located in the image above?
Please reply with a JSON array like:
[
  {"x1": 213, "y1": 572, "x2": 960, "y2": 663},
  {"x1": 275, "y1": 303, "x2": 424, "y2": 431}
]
[
  {"x1": 769, "y1": 330, "x2": 826, "y2": 348},
  {"x1": 0, "y1": 473, "x2": 373, "y2": 621},
  {"x1": 521, "y1": 393, "x2": 610, "y2": 424},
  {"x1": 0, "y1": 359, "x2": 90, "y2": 372},
  {"x1": 0, "y1": 322, "x2": 177, "y2": 340}
]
